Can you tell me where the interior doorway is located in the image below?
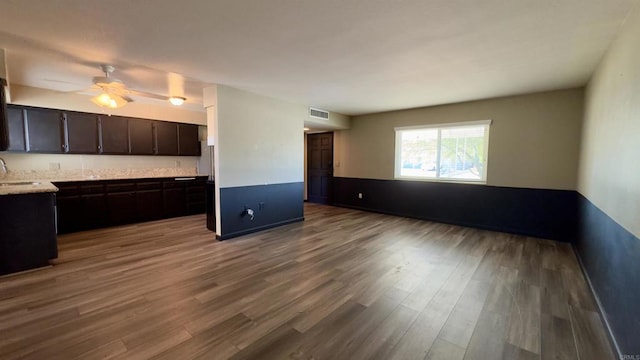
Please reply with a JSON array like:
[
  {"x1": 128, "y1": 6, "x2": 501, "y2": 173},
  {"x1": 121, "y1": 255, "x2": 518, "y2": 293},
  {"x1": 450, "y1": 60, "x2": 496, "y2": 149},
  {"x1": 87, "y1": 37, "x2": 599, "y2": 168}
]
[{"x1": 306, "y1": 132, "x2": 333, "y2": 204}]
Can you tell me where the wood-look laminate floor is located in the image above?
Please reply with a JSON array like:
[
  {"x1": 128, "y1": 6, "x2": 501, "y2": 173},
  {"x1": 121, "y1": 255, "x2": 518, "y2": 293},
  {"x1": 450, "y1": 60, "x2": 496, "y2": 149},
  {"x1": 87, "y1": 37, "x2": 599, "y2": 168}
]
[{"x1": 0, "y1": 204, "x2": 614, "y2": 360}]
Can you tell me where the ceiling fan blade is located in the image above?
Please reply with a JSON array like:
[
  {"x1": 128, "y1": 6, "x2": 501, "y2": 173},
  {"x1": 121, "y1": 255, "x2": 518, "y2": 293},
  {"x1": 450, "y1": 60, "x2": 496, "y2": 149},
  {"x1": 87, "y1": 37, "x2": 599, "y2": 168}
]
[
  {"x1": 61, "y1": 86, "x2": 99, "y2": 94},
  {"x1": 42, "y1": 78, "x2": 87, "y2": 86},
  {"x1": 128, "y1": 89, "x2": 169, "y2": 101}
]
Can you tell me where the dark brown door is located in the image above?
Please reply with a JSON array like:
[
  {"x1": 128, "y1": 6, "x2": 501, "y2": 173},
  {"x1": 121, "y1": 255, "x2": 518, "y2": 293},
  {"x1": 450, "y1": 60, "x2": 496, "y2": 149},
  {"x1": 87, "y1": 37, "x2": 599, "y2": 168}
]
[
  {"x1": 128, "y1": 119, "x2": 155, "y2": 155},
  {"x1": 24, "y1": 108, "x2": 64, "y2": 153},
  {"x1": 55, "y1": 195, "x2": 83, "y2": 234},
  {"x1": 106, "y1": 191, "x2": 137, "y2": 225},
  {"x1": 0, "y1": 82, "x2": 8, "y2": 151},
  {"x1": 186, "y1": 178, "x2": 206, "y2": 214},
  {"x1": 82, "y1": 193, "x2": 107, "y2": 229},
  {"x1": 164, "y1": 186, "x2": 187, "y2": 218},
  {"x1": 5, "y1": 106, "x2": 26, "y2": 151},
  {"x1": 155, "y1": 121, "x2": 179, "y2": 155},
  {"x1": 65, "y1": 112, "x2": 99, "y2": 154},
  {"x1": 137, "y1": 189, "x2": 164, "y2": 221},
  {"x1": 99, "y1": 116, "x2": 129, "y2": 154},
  {"x1": 307, "y1": 132, "x2": 333, "y2": 204},
  {"x1": 178, "y1": 123, "x2": 201, "y2": 156}
]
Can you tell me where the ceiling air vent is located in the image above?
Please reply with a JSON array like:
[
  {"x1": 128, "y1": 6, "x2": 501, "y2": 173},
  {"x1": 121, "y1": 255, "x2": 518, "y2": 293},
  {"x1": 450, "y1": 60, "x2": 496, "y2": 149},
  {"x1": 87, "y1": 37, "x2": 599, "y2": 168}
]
[{"x1": 309, "y1": 107, "x2": 329, "y2": 120}]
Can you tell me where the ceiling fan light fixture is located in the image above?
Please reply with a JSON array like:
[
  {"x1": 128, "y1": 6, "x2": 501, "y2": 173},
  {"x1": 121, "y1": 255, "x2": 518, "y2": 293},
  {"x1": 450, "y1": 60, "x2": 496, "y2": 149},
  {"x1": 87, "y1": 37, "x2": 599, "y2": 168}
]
[
  {"x1": 92, "y1": 92, "x2": 112, "y2": 107},
  {"x1": 169, "y1": 96, "x2": 186, "y2": 106},
  {"x1": 91, "y1": 91, "x2": 128, "y2": 109}
]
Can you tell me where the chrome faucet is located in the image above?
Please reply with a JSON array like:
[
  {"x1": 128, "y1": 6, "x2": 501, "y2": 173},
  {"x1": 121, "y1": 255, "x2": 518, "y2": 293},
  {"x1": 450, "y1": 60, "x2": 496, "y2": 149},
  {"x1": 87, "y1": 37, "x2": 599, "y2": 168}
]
[{"x1": 0, "y1": 157, "x2": 7, "y2": 179}]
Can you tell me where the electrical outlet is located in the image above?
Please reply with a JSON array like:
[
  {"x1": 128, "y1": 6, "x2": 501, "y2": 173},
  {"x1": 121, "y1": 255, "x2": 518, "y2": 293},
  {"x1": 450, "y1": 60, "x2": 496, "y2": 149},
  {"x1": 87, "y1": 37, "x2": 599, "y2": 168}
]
[
  {"x1": 259, "y1": 202, "x2": 265, "y2": 210},
  {"x1": 49, "y1": 162, "x2": 60, "y2": 170},
  {"x1": 358, "y1": 193, "x2": 363, "y2": 199},
  {"x1": 175, "y1": 160, "x2": 181, "y2": 168}
]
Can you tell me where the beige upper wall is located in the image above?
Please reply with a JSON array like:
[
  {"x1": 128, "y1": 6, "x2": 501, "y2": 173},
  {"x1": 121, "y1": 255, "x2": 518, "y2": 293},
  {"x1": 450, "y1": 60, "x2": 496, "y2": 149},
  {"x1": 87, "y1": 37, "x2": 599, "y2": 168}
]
[
  {"x1": 335, "y1": 88, "x2": 584, "y2": 190},
  {"x1": 215, "y1": 85, "x2": 305, "y2": 188},
  {"x1": 0, "y1": 49, "x2": 7, "y2": 80},
  {"x1": 578, "y1": 5, "x2": 640, "y2": 237},
  {"x1": 305, "y1": 111, "x2": 350, "y2": 131},
  {"x1": 8, "y1": 84, "x2": 206, "y2": 125}
]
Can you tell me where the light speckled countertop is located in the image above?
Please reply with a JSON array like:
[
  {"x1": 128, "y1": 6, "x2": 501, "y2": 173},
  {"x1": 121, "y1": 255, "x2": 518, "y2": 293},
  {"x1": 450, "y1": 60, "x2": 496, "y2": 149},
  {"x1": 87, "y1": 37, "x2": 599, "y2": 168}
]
[
  {"x1": 47, "y1": 174, "x2": 209, "y2": 183},
  {"x1": 0, "y1": 168, "x2": 209, "y2": 195},
  {"x1": 0, "y1": 181, "x2": 59, "y2": 196}
]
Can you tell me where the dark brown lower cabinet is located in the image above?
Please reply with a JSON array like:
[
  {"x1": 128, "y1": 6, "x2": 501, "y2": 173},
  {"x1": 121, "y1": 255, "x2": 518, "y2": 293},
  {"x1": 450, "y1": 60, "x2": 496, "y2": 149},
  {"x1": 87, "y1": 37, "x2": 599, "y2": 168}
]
[
  {"x1": 0, "y1": 192, "x2": 57, "y2": 275},
  {"x1": 137, "y1": 189, "x2": 164, "y2": 222},
  {"x1": 56, "y1": 188, "x2": 107, "y2": 234},
  {"x1": 186, "y1": 179, "x2": 206, "y2": 214},
  {"x1": 54, "y1": 176, "x2": 207, "y2": 234},
  {"x1": 164, "y1": 186, "x2": 186, "y2": 218},
  {"x1": 56, "y1": 196, "x2": 84, "y2": 234},
  {"x1": 106, "y1": 192, "x2": 137, "y2": 226},
  {"x1": 83, "y1": 194, "x2": 107, "y2": 229}
]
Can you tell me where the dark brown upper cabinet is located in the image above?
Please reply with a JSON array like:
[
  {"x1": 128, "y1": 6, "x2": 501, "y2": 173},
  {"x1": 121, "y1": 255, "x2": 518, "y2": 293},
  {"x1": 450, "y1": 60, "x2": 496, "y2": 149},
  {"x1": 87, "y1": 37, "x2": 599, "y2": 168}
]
[
  {"x1": 178, "y1": 124, "x2": 201, "y2": 156},
  {"x1": 24, "y1": 107, "x2": 64, "y2": 153},
  {"x1": 64, "y1": 112, "x2": 100, "y2": 154},
  {"x1": 2, "y1": 105, "x2": 201, "y2": 156},
  {"x1": 0, "y1": 80, "x2": 8, "y2": 151},
  {"x1": 129, "y1": 119, "x2": 155, "y2": 155},
  {"x1": 99, "y1": 115, "x2": 129, "y2": 154},
  {"x1": 155, "y1": 121, "x2": 179, "y2": 155},
  {"x1": 5, "y1": 106, "x2": 26, "y2": 152}
]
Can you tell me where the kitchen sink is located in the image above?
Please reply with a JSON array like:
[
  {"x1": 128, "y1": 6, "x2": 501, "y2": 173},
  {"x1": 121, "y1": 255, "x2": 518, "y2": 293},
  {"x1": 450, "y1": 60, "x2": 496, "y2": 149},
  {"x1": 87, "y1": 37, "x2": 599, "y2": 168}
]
[{"x1": 0, "y1": 181, "x2": 41, "y2": 186}]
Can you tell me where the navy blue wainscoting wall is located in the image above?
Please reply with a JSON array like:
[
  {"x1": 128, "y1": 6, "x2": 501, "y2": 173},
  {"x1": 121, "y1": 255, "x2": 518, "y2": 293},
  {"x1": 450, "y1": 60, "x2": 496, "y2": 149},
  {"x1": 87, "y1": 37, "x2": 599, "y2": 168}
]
[
  {"x1": 576, "y1": 194, "x2": 640, "y2": 356},
  {"x1": 332, "y1": 177, "x2": 578, "y2": 242},
  {"x1": 218, "y1": 182, "x2": 304, "y2": 240}
]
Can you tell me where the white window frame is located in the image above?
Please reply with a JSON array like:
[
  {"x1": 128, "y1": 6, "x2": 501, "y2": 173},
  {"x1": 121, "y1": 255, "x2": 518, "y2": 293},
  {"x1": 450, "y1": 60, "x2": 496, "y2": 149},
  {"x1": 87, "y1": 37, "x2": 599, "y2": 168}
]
[{"x1": 394, "y1": 120, "x2": 492, "y2": 184}]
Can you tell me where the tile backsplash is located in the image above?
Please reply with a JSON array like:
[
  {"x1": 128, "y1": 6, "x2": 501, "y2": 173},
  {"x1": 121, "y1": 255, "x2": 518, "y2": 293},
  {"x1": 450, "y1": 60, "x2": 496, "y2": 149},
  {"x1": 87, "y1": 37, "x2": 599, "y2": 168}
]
[
  {"x1": 4, "y1": 167, "x2": 200, "y2": 181},
  {"x1": 0, "y1": 152, "x2": 203, "y2": 181}
]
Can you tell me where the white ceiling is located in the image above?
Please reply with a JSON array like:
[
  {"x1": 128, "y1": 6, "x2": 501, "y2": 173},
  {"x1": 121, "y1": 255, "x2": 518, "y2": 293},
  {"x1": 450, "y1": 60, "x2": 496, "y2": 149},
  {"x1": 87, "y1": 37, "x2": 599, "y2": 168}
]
[{"x1": 0, "y1": 0, "x2": 637, "y2": 115}]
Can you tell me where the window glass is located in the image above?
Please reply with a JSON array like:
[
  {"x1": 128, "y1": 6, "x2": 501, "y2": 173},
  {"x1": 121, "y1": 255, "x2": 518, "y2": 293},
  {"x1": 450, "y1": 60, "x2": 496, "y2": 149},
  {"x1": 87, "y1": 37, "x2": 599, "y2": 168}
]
[{"x1": 394, "y1": 120, "x2": 491, "y2": 183}]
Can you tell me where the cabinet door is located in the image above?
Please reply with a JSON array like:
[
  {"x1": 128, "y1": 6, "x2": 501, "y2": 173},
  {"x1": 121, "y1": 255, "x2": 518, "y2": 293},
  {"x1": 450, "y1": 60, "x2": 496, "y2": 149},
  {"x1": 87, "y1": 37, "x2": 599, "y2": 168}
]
[
  {"x1": 25, "y1": 108, "x2": 64, "y2": 153},
  {"x1": 56, "y1": 195, "x2": 84, "y2": 234},
  {"x1": 5, "y1": 106, "x2": 26, "y2": 151},
  {"x1": 178, "y1": 124, "x2": 200, "y2": 156},
  {"x1": 164, "y1": 185, "x2": 186, "y2": 218},
  {"x1": 99, "y1": 115, "x2": 129, "y2": 154},
  {"x1": 0, "y1": 84, "x2": 7, "y2": 151},
  {"x1": 137, "y1": 189, "x2": 164, "y2": 221},
  {"x1": 0, "y1": 192, "x2": 57, "y2": 275},
  {"x1": 155, "y1": 121, "x2": 178, "y2": 155},
  {"x1": 106, "y1": 192, "x2": 137, "y2": 225},
  {"x1": 65, "y1": 112, "x2": 100, "y2": 154},
  {"x1": 82, "y1": 193, "x2": 107, "y2": 229},
  {"x1": 129, "y1": 119, "x2": 155, "y2": 155},
  {"x1": 186, "y1": 178, "x2": 206, "y2": 215}
]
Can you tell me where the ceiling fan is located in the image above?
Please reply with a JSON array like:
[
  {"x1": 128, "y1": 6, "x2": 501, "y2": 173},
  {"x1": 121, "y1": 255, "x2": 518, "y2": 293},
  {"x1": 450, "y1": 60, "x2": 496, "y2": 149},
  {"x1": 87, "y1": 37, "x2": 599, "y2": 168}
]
[{"x1": 88, "y1": 65, "x2": 186, "y2": 109}]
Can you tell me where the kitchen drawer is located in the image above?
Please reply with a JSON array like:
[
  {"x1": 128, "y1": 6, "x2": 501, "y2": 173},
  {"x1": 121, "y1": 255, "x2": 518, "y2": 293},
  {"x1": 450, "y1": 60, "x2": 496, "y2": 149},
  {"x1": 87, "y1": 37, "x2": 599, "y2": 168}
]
[
  {"x1": 163, "y1": 180, "x2": 188, "y2": 189},
  {"x1": 106, "y1": 182, "x2": 136, "y2": 193},
  {"x1": 137, "y1": 181, "x2": 162, "y2": 191},
  {"x1": 54, "y1": 183, "x2": 80, "y2": 197},
  {"x1": 80, "y1": 183, "x2": 105, "y2": 194}
]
